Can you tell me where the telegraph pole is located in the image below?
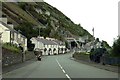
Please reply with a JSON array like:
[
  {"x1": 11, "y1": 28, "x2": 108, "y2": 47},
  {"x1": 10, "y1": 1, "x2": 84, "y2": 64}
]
[
  {"x1": 92, "y1": 27, "x2": 94, "y2": 38},
  {"x1": 92, "y1": 27, "x2": 95, "y2": 49}
]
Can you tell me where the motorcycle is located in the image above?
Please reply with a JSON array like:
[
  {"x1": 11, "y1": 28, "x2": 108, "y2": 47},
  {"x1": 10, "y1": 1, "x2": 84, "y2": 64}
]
[{"x1": 37, "y1": 54, "x2": 42, "y2": 61}]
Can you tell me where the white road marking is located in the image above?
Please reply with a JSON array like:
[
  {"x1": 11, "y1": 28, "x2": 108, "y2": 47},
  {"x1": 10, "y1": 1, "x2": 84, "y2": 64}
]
[
  {"x1": 66, "y1": 74, "x2": 71, "y2": 79},
  {"x1": 62, "y1": 69, "x2": 66, "y2": 73},
  {"x1": 56, "y1": 59, "x2": 71, "y2": 80}
]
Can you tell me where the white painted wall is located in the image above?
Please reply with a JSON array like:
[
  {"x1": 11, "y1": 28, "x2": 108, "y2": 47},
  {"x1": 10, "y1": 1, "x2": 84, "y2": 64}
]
[
  {"x1": 0, "y1": 24, "x2": 10, "y2": 43},
  {"x1": 24, "y1": 38, "x2": 27, "y2": 51},
  {"x1": 53, "y1": 45, "x2": 59, "y2": 54},
  {"x1": 31, "y1": 37, "x2": 66, "y2": 55},
  {"x1": 31, "y1": 38, "x2": 38, "y2": 49},
  {"x1": 59, "y1": 45, "x2": 66, "y2": 53},
  {"x1": 31, "y1": 38, "x2": 44, "y2": 52}
]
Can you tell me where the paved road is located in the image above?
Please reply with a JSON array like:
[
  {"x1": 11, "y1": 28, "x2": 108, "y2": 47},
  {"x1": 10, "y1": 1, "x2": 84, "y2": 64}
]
[{"x1": 3, "y1": 53, "x2": 118, "y2": 79}]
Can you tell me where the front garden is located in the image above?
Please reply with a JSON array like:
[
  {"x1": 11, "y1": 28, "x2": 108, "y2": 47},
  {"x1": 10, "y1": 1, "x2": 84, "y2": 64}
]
[{"x1": 2, "y1": 42, "x2": 21, "y2": 53}]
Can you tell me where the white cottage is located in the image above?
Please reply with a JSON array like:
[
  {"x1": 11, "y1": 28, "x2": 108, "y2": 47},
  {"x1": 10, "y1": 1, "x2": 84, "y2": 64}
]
[
  {"x1": 31, "y1": 37, "x2": 59, "y2": 55},
  {"x1": 53, "y1": 40, "x2": 66, "y2": 54},
  {"x1": 30, "y1": 37, "x2": 44, "y2": 52},
  {"x1": 0, "y1": 21, "x2": 27, "y2": 51},
  {"x1": 0, "y1": 23, "x2": 10, "y2": 43}
]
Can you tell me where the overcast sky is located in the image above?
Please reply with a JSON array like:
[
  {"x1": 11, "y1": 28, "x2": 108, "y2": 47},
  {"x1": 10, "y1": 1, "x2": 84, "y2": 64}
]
[{"x1": 44, "y1": 0, "x2": 119, "y2": 46}]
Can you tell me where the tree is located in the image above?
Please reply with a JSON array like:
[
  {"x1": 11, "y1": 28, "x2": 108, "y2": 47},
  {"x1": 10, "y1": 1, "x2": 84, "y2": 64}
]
[
  {"x1": 15, "y1": 22, "x2": 38, "y2": 39},
  {"x1": 18, "y1": 2, "x2": 27, "y2": 10},
  {"x1": 14, "y1": 22, "x2": 37, "y2": 51},
  {"x1": 27, "y1": 40, "x2": 35, "y2": 51},
  {"x1": 101, "y1": 40, "x2": 111, "y2": 49},
  {"x1": 112, "y1": 37, "x2": 120, "y2": 57},
  {"x1": 65, "y1": 41, "x2": 69, "y2": 48}
]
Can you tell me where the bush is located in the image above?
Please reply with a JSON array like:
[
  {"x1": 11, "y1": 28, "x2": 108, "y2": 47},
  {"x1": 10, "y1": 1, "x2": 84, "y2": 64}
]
[
  {"x1": 2, "y1": 43, "x2": 20, "y2": 53},
  {"x1": 28, "y1": 43, "x2": 35, "y2": 51},
  {"x1": 111, "y1": 37, "x2": 120, "y2": 57},
  {"x1": 73, "y1": 52, "x2": 89, "y2": 61},
  {"x1": 89, "y1": 48, "x2": 108, "y2": 63},
  {"x1": 74, "y1": 52, "x2": 80, "y2": 55}
]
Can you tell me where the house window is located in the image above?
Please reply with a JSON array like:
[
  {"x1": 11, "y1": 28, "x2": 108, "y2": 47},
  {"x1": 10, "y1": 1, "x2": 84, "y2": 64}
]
[
  {"x1": 21, "y1": 37, "x2": 23, "y2": 42},
  {"x1": 14, "y1": 33, "x2": 17, "y2": 41},
  {"x1": 23, "y1": 38, "x2": 25, "y2": 44},
  {"x1": 18, "y1": 34, "x2": 21, "y2": 38},
  {"x1": 11, "y1": 32, "x2": 14, "y2": 40}
]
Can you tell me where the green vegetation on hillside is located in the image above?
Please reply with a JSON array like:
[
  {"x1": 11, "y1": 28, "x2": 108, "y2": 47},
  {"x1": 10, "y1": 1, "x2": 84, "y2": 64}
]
[
  {"x1": 3, "y1": 2, "x2": 39, "y2": 25},
  {"x1": 2, "y1": 2, "x2": 93, "y2": 42}
]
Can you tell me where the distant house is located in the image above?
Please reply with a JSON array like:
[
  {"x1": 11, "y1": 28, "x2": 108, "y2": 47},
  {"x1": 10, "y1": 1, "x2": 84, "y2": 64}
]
[
  {"x1": 45, "y1": 37, "x2": 66, "y2": 54},
  {"x1": 45, "y1": 11, "x2": 50, "y2": 16},
  {"x1": 30, "y1": 37, "x2": 44, "y2": 52},
  {"x1": 0, "y1": 20, "x2": 27, "y2": 52},
  {"x1": 31, "y1": 37, "x2": 67, "y2": 55},
  {"x1": 35, "y1": 8, "x2": 43, "y2": 14},
  {"x1": 53, "y1": 40, "x2": 66, "y2": 54}
]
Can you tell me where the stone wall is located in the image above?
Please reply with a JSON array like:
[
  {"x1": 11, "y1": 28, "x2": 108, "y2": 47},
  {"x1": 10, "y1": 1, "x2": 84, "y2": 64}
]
[
  {"x1": 2, "y1": 48, "x2": 36, "y2": 67},
  {"x1": 25, "y1": 51, "x2": 36, "y2": 61},
  {"x1": 101, "y1": 56, "x2": 120, "y2": 65},
  {"x1": 73, "y1": 52, "x2": 120, "y2": 66},
  {"x1": 2, "y1": 48, "x2": 22, "y2": 67},
  {"x1": 0, "y1": 43, "x2": 2, "y2": 76}
]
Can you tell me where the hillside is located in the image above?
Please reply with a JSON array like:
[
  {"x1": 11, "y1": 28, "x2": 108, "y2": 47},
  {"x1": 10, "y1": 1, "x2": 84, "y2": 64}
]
[{"x1": 2, "y1": 2, "x2": 93, "y2": 41}]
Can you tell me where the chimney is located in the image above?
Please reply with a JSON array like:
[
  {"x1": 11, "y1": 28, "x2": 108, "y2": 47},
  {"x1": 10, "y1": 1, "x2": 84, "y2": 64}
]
[
  {"x1": 8, "y1": 24, "x2": 14, "y2": 29},
  {"x1": 0, "y1": 18, "x2": 7, "y2": 24},
  {"x1": 7, "y1": 22, "x2": 14, "y2": 29}
]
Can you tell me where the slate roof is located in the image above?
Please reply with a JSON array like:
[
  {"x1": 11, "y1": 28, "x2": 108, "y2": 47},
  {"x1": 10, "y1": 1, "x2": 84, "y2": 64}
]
[
  {"x1": 53, "y1": 40, "x2": 65, "y2": 45},
  {"x1": 0, "y1": 21, "x2": 14, "y2": 31},
  {"x1": 36, "y1": 38, "x2": 58, "y2": 45}
]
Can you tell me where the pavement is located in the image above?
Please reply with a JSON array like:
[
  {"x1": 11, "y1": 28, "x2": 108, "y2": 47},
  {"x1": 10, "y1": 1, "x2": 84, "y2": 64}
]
[
  {"x1": 2, "y1": 53, "x2": 119, "y2": 80},
  {"x1": 2, "y1": 58, "x2": 37, "y2": 74}
]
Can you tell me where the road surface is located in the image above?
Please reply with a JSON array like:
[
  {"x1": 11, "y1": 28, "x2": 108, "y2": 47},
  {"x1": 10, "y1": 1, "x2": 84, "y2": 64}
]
[{"x1": 2, "y1": 53, "x2": 118, "y2": 79}]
